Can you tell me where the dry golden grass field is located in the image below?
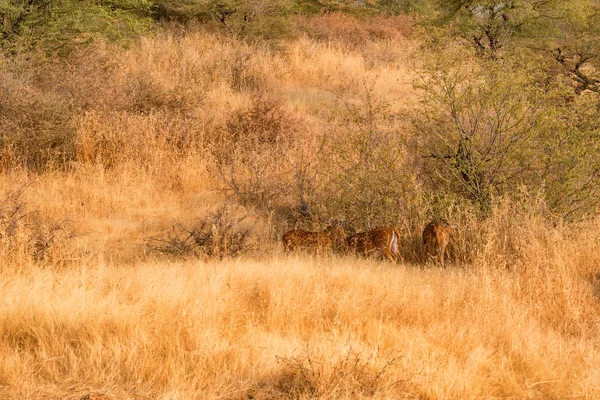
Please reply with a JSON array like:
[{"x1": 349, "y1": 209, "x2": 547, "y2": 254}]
[{"x1": 1, "y1": 14, "x2": 600, "y2": 399}]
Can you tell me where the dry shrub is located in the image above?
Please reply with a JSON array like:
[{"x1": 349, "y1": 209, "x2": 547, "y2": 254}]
[
  {"x1": 75, "y1": 110, "x2": 203, "y2": 168},
  {"x1": 123, "y1": 69, "x2": 203, "y2": 115},
  {"x1": 146, "y1": 205, "x2": 258, "y2": 260},
  {"x1": 37, "y1": 40, "x2": 204, "y2": 115},
  {"x1": 296, "y1": 13, "x2": 412, "y2": 48},
  {"x1": 0, "y1": 184, "x2": 73, "y2": 269},
  {"x1": 249, "y1": 348, "x2": 395, "y2": 399},
  {"x1": 229, "y1": 50, "x2": 267, "y2": 92},
  {"x1": 208, "y1": 93, "x2": 311, "y2": 211},
  {"x1": 0, "y1": 71, "x2": 75, "y2": 171},
  {"x1": 223, "y1": 93, "x2": 293, "y2": 146},
  {"x1": 31, "y1": 42, "x2": 122, "y2": 111}
]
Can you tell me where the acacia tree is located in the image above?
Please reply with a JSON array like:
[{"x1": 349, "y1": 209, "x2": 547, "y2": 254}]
[
  {"x1": 433, "y1": 0, "x2": 563, "y2": 56},
  {"x1": 532, "y1": 80, "x2": 600, "y2": 218},
  {"x1": 545, "y1": 2, "x2": 600, "y2": 94},
  {"x1": 429, "y1": 0, "x2": 600, "y2": 95},
  {"x1": 413, "y1": 39, "x2": 600, "y2": 218},
  {"x1": 413, "y1": 46, "x2": 539, "y2": 209}
]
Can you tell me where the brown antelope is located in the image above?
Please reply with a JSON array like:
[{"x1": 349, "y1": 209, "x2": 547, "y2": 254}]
[
  {"x1": 282, "y1": 223, "x2": 346, "y2": 254},
  {"x1": 422, "y1": 221, "x2": 455, "y2": 267},
  {"x1": 346, "y1": 227, "x2": 401, "y2": 262}
]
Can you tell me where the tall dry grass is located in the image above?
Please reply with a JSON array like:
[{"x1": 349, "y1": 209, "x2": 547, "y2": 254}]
[
  {"x1": 1, "y1": 213, "x2": 599, "y2": 398},
  {"x1": 0, "y1": 14, "x2": 599, "y2": 399},
  {"x1": 1, "y1": 15, "x2": 418, "y2": 264}
]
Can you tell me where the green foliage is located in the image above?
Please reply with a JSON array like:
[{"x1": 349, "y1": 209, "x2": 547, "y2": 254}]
[
  {"x1": 150, "y1": 0, "x2": 217, "y2": 23},
  {"x1": 532, "y1": 82, "x2": 600, "y2": 218},
  {"x1": 410, "y1": 0, "x2": 600, "y2": 218},
  {"x1": 423, "y1": 0, "x2": 600, "y2": 95},
  {"x1": 544, "y1": 2, "x2": 600, "y2": 94},
  {"x1": 0, "y1": 0, "x2": 152, "y2": 55},
  {"x1": 0, "y1": 0, "x2": 418, "y2": 54},
  {"x1": 414, "y1": 46, "x2": 536, "y2": 208},
  {"x1": 413, "y1": 39, "x2": 600, "y2": 219},
  {"x1": 151, "y1": 0, "x2": 297, "y2": 41},
  {"x1": 431, "y1": 0, "x2": 564, "y2": 55}
]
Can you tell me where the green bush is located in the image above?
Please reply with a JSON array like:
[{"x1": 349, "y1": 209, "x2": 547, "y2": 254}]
[
  {"x1": 412, "y1": 39, "x2": 600, "y2": 219},
  {"x1": 1, "y1": 0, "x2": 153, "y2": 56},
  {"x1": 319, "y1": 82, "x2": 420, "y2": 230}
]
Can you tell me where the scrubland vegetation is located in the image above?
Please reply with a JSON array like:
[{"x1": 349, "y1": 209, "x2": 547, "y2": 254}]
[{"x1": 1, "y1": 0, "x2": 600, "y2": 398}]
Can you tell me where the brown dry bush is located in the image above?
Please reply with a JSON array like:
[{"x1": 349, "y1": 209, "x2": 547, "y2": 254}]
[
  {"x1": 11, "y1": 40, "x2": 210, "y2": 172},
  {"x1": 296, "y1": 13, "x2": 412, "y2": 48},
  {"x1": 0, "y1": 184, "x2": 73, "y2": 270},
  {"x1": 248, "y1": 348, "x2": 396, "y2": 399},
  {"x1": 229, "y1": 50, "x2": 267, "y2": 93},
  {"x1": 40, "y1": 39, "x2": 204, "y2": 115},
  {"x1": 146, "y1": 205, "x2": 257, "y2": 260},
  {"x1": 123, "y1": 69, "x2": 204, "y2": 115},
  {"x1": 0, "y1": 71, "x2": 76, "y2": 171},
  {"x1": 75, "y1": 110, "x2": 204, "y2": 169},
  {"x1": 208, "y1": 93, "x2": 315, "y2": 213},
  {"x1": 30, "y1": 43, "x2": 123, "y2": 112}
]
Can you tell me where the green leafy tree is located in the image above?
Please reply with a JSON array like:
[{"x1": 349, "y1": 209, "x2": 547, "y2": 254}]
[
  {"x1": 0, "y1": 0, "x2": 152, "y2": 54},
  {"x1": 432, "y1": 0, "x2": 564, "y2": 56},
  {"x1": 426, "y1": 0, "x2": 600, "y2": 95},
  {"x1": 532, "y1": 81, "x2": 600, "y2": 218},
  {"x1": 544, "y1": 2, "x2": 600, "y2": 94},
  {"x1": 414, "y1": 46, "x2": 539, "y2": 209},
  {"x1": 413, "y1": 40, "x2": 600, "y2": 218}
]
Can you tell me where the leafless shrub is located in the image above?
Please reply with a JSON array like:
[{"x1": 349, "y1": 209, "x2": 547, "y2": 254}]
[
  {"x1": 0, "y1": 71, "x2": 76, "y2": 171},
  {"x1": 229, "y1": 51, "x2": 265, "y2": 92},
  {"x1": 208, "y1": 93, "x2": 307, "y2": 210},
  {"x1": 124, "y1": 71, "x2": 203, "y2": 115},
  {"x1": 223, "y1": 93, "x2": 293, "y2": 146},
  {"x1": 0, "y1": 185, "x2": 30, "y2": 249},
  {"x1": 248, "y1": 346, "x2": 397, "y2": 398},
  {"x1": 146, "y1": 205, "x2": 257, "y2": 260},
  {"x1": 0, "y1": 184, "x2": 74, "y2": 268}
]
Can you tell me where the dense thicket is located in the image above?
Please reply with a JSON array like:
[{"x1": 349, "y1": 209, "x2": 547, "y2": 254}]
[{"x1": 1, "y1": 0, "x2": 599, "y2": 226}]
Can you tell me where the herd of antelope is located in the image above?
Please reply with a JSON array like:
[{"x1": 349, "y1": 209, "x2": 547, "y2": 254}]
[{"x1": 282, "y1": 220, "x2": 456, "y2": 266}]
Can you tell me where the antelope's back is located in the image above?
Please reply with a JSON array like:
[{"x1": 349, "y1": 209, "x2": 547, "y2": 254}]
[
  {"x1": 348, "y1": 227, "x2": 393, "y2": 252},
  {"x1": 282, "y1": 229, "x2": 331, "y2": 251}
]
